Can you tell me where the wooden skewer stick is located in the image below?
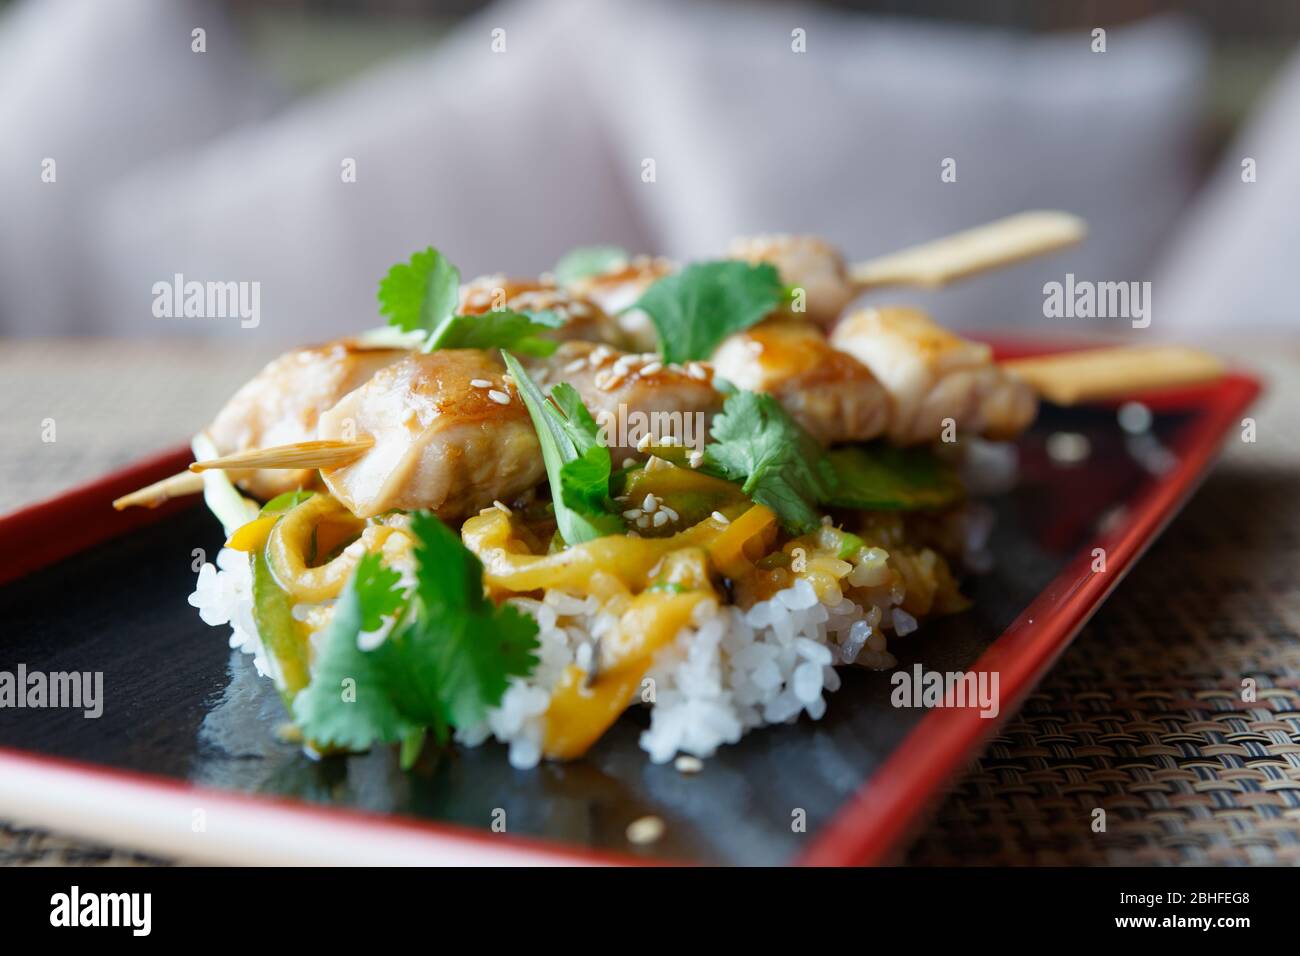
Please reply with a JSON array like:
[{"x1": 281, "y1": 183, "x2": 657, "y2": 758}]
[
  {"x1": 187, "y1": 438, "x2": 374, "y2": 473},
  {"x1": 1001, "y1": 345, "x2": 1225, "y2": 406},
  {"x1": 850, "y1": 210, "x2": 1087, "y2": 290},
  {"x1": 112, "y1": 471, "x2": 206, "y2": 511}
]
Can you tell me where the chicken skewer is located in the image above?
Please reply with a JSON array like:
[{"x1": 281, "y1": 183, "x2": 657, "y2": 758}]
[
  {"x1": 710, "y1": 319, "x2": 890, "y2": 446},
  {"x1": 116, "y1": 278, "x2": 624, "y2": 512},
  {"x1": 113, "y1": 339, "x2": 404, "y2": 512},
  {"x1": 122, "y1": 321, "x2": 1224, "y2": 518},
  {"x1": 180, "y1": 324, "x2": 1225, "y2": 516},
  {"x1": 458, "y1": 275, "x2": 630, "y2": 348},
  {"x1": 566, "y1": 211, "x2": 1087, "y2": 330},
  {"x1": 829, "y1": 306, "x2": 1038, "y2": 445},
  {"x1": 186, "y1": 345, "x2": 726, "y2": 520},
  {"x1": 116, "y1": 212, "x2": 1219, "y2": 513},
  {"x1": 190, "y1": 210, "x2": 1083, "y2": 499}
]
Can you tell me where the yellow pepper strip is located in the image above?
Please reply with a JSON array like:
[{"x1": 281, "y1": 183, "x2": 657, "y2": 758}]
[
  {"x1": 463, "y1": 509, "x2": 723, "y2": 596},
  {"x1": 265, "y1": 494, "x2": 375, "y2": 603},
  {"x1": 543, "y1": 666, "x2": 643, "y2": 760},
  {"x1": 706, "y1": 504, "x2": 778, "y2": 580},
  {"x1": 599, "y1": 590, "x2": 708, "y2": 681},
  {"x1": 225, "y1": 515, "x2": 279, "y2": 552},
  {"x1": 543, "y1": 589, "x2": 710, "y2": 760}
]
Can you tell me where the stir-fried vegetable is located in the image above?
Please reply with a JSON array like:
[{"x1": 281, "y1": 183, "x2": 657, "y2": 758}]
[
  {"x1": 250, "y1": 549, "x2": 312, "y2": 706},
  {"x1": 292, "y1": 512, "x2": 540, "y2": 767},
  {"x1": 823, "y1": 444, "x2": 964, "y2": 512},
  {"x1": 191, "y1": 432, "x2": 259, "y2": 536}
]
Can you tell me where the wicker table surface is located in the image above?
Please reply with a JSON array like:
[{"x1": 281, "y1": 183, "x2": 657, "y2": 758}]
[{"x1": 2, "y1": 337, "x2": 1297, "y2": 867}]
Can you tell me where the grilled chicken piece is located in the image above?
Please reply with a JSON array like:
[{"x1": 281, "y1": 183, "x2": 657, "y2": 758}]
[
  {"x1": 459, "y1": 275, "x2": 627, "y2": 347},
  {"x1": 831, "y1": 306, "x2": 1037, "y2": 445},
  {"x1": 562, "y1": 255, "x2": 675, "y2": 352},
  {"x1": 711, "y1": 320, "x2": 889, "y2": 446},
  {"x1": 728, "y1": 235, "x2": 856, "y2": 328},
  {"x1": 316, "y1": 350, "x2": 546, "y2": 520},
  {"x1": 526, "y1": 341, "x2": 721, "y2": 459},
  {"x1": 206, "y1": 340, "x2": 404, "y2": 499}
]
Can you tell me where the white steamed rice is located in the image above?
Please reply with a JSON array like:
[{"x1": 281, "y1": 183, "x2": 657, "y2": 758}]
[{"x1": 190, "y1": 547, "x2": 904, "y2": 769}]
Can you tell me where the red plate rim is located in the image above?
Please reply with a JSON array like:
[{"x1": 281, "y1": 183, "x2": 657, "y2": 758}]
[{"x1": 0, "y1": 347, "x2": 1261, "y2": 866}]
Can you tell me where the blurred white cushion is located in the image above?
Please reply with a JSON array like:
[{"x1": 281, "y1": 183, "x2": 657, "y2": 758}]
[
  {"x1": 87, "y1": 0, "x2": 654, "y2": 342},
  {"x1": 1152, "y1": 47, "x2": 1300, "y2": 333},
  {"x1": 52, "y1": 0, "x2": 1210, "y2": 340},
  {"x1": 0, "y1": 0, "x2": 277, "y2": 334},
  {"x1": 579, "y1": 0, "x2": 1208, "y2": 332}
]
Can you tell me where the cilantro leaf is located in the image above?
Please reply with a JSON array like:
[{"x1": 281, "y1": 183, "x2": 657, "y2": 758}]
[
  {"x1": 408, "y1": 510, "x2": 484, "y2": 615},
  {"x1": 701, "y1": 390, "x2": 835, "y2": 534},
  {"x1": 501, "y1": 353, "x2": 623, "y2": 544},
  {"x1": 425, "y1": 308, "x2": 563, "y2": 357},
  {"x1": 378, "y1": 247, "x2": 461, "y2": 336},
  {"x1": 554, "y1": 245, "x2": 628, "y2": 285},
  {"x1": 631, "y1": 261, "x2": 784, "y2": 364},
  {"x1": 292, "y1": 516, "x2": 539, "y2": 758},
  {"x1": 388, "y1": 602, "x2": 541, "y2": 733},
  {"x1": 292, "y1": 553, "x2": 416, "y2": 751}
]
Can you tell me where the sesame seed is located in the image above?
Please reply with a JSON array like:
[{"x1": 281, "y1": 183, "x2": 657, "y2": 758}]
[
  {"x1": 626, "y1": 815, "x2": 665, "y2": 845},
  {"x1": 711, "y1": 511, "x2": 730, "y2": 525},
  {"x1": 636, "y1": 433, "x2": 653, "y2": 452},
  {"x1": 470, "y1": 378, "x2": 492, "y2": 388},
  {"x1": 599, "y1": 372, "x2": 627, "y2": 392},
  {"x1": 622, "y1": 509, "x2": 643, "y2": 520},
  {"x1": 640, "y1": 361, "x2": 662, "y2": 376},
  {"x1": 493, "y1": 500, "x2": 512, "y2": 515},
  {"x1": 689, "y1": 450, "x2": 704, "y2": 468},
  {"x1": 622, "y1": 457, "x2": 637, "y2": 469},
  {"x1": 686, "y1": 363, "x2": 708, "y2": 381},
  {"x1": 652, "y1": 511, "x2": 669, "y2": 528},
  {"x1": 642, "y1": 494, "x2": 658, "y2": 513},
  {"x1": 661, "y1": 506, "x2": 679, "y2": 522},
  {"x1": 657, "y1": 435, "x2": 679, "y2": 447},
  {"x1": 563, "y1": 357, "x2": 587, "y2": 374},
  {"x1": 487, "y1": 389, "x2": 511, "y2": 405},
  {"x1": 636, "y1": 515, "x2": 650, "y2": 529},
  {"x1": 674, "y1": 755, "x2": 703, "y2": 774}
]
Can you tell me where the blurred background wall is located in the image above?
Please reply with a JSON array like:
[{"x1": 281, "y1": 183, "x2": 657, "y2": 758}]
[{"x1": 1, "y1": 0, "x2": 1298, "y2": 343}]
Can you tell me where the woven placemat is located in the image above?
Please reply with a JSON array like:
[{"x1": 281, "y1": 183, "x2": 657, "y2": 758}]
[
  {"x1": 903, "y1": 463, "x2": 1300, "y2": 865},
  {"x1": 2, "y1": 339, "x2": 1297, "y2": 865}
]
